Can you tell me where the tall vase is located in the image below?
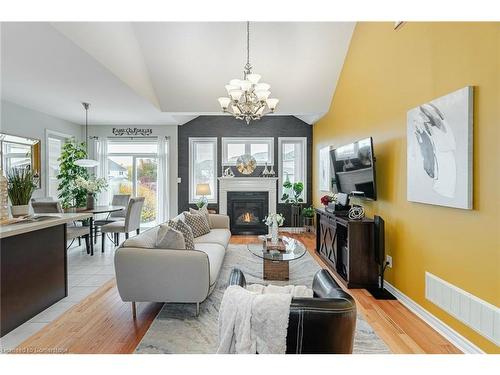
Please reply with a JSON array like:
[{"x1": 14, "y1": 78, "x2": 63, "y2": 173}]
[
  {"x1": 86, "y1": 193, "x2": 96, "y2": 210},
  {"x1": 270, "y1": 218, "x2": 279, "y2": 245}
]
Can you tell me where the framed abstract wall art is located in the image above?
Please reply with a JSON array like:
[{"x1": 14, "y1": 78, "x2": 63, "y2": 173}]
[{"x1": 407, "y1": 86, "x2": 473, "y2": 209}]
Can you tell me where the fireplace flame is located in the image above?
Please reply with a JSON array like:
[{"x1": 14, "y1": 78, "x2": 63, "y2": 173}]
[{"x1": 243, "y1": 212, "x2": 252, "y2": 222}]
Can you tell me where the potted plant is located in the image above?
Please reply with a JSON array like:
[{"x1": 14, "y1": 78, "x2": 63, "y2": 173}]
[
  {"x1": 7, "y1": 166, "x2": 37, "y2": 217},
  {"x1": 281, "y1": 177, "x2": 304, "y2": 227},
  {"x1": 57, "y1": 141, "x2": 90, "y2": 209},
  {"x1": 320, "y1": 193, "x2": 338, "y2": 211},
  {"x1": 74, "y1": 176, "x2": 108, "y2": 210},
  {"x1": 263, "y1": 213, "x2": 285, "y2": 245},
  {"x1": 301, "y1": 206, "x2": 315, "y2": 231}
]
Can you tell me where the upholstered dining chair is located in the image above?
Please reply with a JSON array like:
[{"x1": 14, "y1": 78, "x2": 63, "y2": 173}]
[
  {"x1": 100, "y1": 197, "x2": 145, "y2": 251},
  {"x1": 31, "y1": 200, "x2": 91, "y2": 254},
  {"x1": 93, "y1": 194, "x2": 131, "y2": 243}
]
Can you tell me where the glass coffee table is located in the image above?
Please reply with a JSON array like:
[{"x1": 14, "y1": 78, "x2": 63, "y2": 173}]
[{"x1": 247, "y1": 235, "x2": 307, "y2": 280}]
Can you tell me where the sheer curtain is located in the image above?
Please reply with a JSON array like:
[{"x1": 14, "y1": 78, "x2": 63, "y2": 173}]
[
  {"x1": 157, "y1": 136, "x2": 169, "y2": 223},
  {"x1": 95, "y1": 138, "x2": 109, "y2": 205}
]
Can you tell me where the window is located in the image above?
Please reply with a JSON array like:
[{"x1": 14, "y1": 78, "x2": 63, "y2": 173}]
[
  {"x1": 278, "y1": 137, "x2": 307, "y2": 203},
  {"x1": 222, "y1": 137, "x2": 274, "y2": 165},
  {"x1": 189, "y1": 137, "x2": 217, "y2": 203},
  {"x1": 107, "y1": 138, "x2": 161, "y2": 226}
]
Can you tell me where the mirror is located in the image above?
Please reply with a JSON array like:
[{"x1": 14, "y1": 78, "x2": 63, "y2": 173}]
[{"x1": 0, "y1": 133, "x2": 41, "y2": 188}]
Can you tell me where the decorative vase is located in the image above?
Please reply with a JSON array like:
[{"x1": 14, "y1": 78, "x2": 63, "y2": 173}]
[
  {"x1": 270, "y1": 218, "x2": 279, "y2": 245},
  {"x1": 86, "y1": 193, "x2": 96, "y2": 210},
  {"x1": 11, "y1": 204, "x2": 30, "y2": 217}
]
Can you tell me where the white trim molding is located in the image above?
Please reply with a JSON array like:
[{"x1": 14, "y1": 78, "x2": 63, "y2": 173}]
[
  {"x1": 384, "y1": 281, "x2": 485, "y2": 354},
  {"x1": 218, "y1": 177, "x2": 278, "y2": 215}
]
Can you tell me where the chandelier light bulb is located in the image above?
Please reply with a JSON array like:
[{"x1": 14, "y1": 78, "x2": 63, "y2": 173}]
[
  {"x1": 225, "y1": 84, "x2": 239, "y2": 94},
  {"x1": 246, "y1": 73, "x2": 261, "y2": 84},
  {"x1": 229, "y1": 89, "x2": 243, "y2": 102},
  {"x1": 239, "y1": 80, "x2": 252, "y2": 92},
  {"x1": 266, "y1": 98, "x2": 279, "y2": 111},
  {"x1": 255, "y1": 90, "x2": 271, "y2": 102},
  {"x1": 218, "y1": 97, "x2": 231, "y2": 110},
  {"x1": 255, "y1": 83, "x2": 271, "y2": 91},
  {"x1": 229, "y1": 79, "x2": 241, "y2": 87}
]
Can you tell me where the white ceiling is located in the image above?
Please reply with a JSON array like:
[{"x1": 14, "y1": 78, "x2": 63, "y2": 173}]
[{"x1": 1, "y1": 22, "x2": 354, "y2": 126}]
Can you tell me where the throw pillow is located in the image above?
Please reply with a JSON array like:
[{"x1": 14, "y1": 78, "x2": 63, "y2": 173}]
[
  {"x1": 155, "y1": 224, "x2": 186, "y2": 249},
  {"x1": 121, "y1": 227, "x2": 159, "y2": 248},
  {"x1": 189, "y1": 206, "x2": 210, "y2": 225},
  {"x1": 183, "y1": 211, "x2": 211, "y2": 238},
  {"x1": 168, "y1": 219, "x2": 195, "y2": 250}
]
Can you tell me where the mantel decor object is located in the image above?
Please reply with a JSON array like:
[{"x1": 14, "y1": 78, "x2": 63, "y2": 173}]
[{"x1": 236, "y1": 154, "x2": 257, "y2": 175}]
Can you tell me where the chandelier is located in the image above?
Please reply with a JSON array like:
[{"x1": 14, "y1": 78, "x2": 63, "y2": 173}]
[{"x1": 217, "y1": 22, "x2": 279, "y2": 125}]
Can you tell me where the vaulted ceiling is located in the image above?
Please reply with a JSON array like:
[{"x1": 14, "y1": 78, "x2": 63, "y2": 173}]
[{"x1": 1, "y1": 22, "x2": 355, "y2": 125}]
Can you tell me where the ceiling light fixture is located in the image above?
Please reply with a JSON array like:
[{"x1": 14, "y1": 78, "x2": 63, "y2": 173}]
[
  {"x1": 217, "y1": 21, "x2": 279, "y2": 125},
  {"x1": 74, "y1": 102, "x2": 99, "y2": 168}
]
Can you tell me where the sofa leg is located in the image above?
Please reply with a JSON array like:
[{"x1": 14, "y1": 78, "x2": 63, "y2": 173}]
[
  {"x1": 196, "y1": 302, "x2": 200, "y2": 317},
  {"x1": 132, "y1": 302, "x2": 137, "y2": 320}
]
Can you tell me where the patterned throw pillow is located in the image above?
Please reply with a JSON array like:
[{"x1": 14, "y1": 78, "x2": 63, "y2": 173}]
[
  {"x1": 183, "y1": 211, "x2": 211, "y2": 238},
  {"x1": 155, "y1": 224, "x2": 186, "y2": 250},
  {"x1": 189, "y1": 206, "x2": 210, "y2": 225},
  {"x1": 168, "y1": 219, "x2": 195, "y2": 250}
]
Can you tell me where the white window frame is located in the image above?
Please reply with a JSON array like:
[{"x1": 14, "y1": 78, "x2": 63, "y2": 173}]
[
  {"x1": 189, "y1": 137, "x2": 218, "y2": 204},
  {"x1": 221, "y1": 137, "x2": 274, "y2": 166},
  {"x1": 278, "y1": 137, "x2": 307, "y2": 203}
]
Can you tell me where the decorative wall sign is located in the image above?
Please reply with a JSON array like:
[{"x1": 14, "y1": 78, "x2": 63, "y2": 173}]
[
  {"x1": 407, "y1": 86, "x2": 473, "y2": 209},
  {"x1": 112, "y1": 128, "x2": 153, "y2": 136}
]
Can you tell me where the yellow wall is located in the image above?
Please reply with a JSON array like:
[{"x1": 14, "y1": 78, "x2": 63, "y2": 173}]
[{"x1": 313, "y1": 22, "x2": 499, "y2": 353}]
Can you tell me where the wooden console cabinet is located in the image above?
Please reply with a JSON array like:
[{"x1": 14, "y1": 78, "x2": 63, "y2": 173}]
[{"x1": 316, "y1": 208, "x2": 378, "y2": 289}]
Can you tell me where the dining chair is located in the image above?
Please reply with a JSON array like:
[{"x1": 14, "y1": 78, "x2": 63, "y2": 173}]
[
  {"x1": 93, "y1": 194, "x2": 131, "y2": 243},
  {"x1": 31, "y1": 200, "x2": 91, "y2": 254},
  {"x1": 101, "y1": 197, "x2": 145, "y2": 250}
]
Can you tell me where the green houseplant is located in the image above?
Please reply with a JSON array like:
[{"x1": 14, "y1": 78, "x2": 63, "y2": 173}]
[
  {"x1": 57, "y1": 141, "x2": 90, "y2": 209},
  {"x1": 281, "y1": 176, "x2": 304, "y2": 227},
  {"x1": 7, "y1": 166, "x2": 37, "y2": 217},
  {"x1": 301, "y1": 206, "x2": 315, "y2": 232}
]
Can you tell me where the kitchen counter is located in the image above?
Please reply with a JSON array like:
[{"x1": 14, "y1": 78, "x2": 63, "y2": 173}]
[
  {"x1": 1, "y1": 212, "x2": 92, "y2": 337},
  {"x1": 0, "y1": 212, "x2": 92, "y2": 239}
]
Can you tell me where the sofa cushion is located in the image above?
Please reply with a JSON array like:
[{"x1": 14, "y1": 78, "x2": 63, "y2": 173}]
[
  {"x1": 168, "y1": 219, "x2": 195, "y2": 250},
  {"x1": 193, "y1": 228, "x2": 231, "y2": 249},
  {"x1": 155, "y1": 224, "x2": 186, "y2": 250},
  {"x1": 184, "y1": 211, "x2": 211, "y2": 238},
  {"x1": 121, "y1": 227, "x2": 159, "y2": 249},
  {"x1": 189, "y1": 206, "x2": 209, "y2": 225},
  {"x1": 194, "y1": 243, "x2": 225, "y2": 286}
]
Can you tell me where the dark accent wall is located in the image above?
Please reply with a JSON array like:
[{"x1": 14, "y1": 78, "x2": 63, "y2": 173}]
[{"x1": 178, "y1": 115, "x2": 312, "y2": 226}]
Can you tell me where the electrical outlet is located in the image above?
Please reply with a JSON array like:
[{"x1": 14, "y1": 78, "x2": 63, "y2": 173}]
[{"x1": 386, "y1": 255, "x2": 393, "y2": 268}]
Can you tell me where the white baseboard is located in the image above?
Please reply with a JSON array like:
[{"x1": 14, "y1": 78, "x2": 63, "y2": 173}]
[{"x1": 384, "y1": 281, "x2": 485, "y2": 354}]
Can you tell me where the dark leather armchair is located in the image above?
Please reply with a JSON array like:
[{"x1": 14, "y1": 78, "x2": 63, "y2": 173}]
[{"x1": 228, "y1": 268, "x2": 357, "y2": 354}]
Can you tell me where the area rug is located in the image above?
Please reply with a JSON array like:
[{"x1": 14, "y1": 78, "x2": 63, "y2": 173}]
[{"x1": 135, "y1": 244, "x2": 391, "y2": 354}]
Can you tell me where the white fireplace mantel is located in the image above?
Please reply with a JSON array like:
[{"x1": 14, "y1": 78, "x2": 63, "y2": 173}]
[{"x1": 218, "y1": 177, "x2": 278, "y2": 215}]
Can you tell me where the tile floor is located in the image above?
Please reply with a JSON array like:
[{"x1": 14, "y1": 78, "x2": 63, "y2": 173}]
[{"x1": 0, "y1": 236, "x2": 119, "y2": 352}]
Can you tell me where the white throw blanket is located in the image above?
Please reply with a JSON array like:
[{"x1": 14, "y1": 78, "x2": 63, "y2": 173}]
[{"x1": 217, "y1": 284, "x2": 313, "y2": 354}]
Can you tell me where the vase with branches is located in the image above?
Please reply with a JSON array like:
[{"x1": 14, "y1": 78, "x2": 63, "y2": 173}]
[
  {"x1": 7, "y1": 166, "x2": 37, "y2": 217},
  {"x1": 57, "y1": 141, "x2": 90, "y2": 209}
]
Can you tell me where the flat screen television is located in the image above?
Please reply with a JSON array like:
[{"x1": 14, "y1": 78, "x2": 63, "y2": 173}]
[{"x1": 329, "y1": 137, "x2": 377, "y2": 200}]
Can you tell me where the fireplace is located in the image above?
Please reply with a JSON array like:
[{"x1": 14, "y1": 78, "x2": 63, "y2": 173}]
[{"x1": 227, "y1": 191, "x2": 268, "y2": 235}]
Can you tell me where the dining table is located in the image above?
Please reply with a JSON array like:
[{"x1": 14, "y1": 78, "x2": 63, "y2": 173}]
[{"x1": 81, "y1": 205, "x2": 125, "y2": 256}]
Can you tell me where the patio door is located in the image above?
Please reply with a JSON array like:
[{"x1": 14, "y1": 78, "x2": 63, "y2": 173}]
[{"x1": 107, "y1": 139, "x2": 161, "y2": 227}]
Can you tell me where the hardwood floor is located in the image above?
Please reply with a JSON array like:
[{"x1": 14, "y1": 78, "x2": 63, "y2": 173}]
[{"x1": 14, "y1": 232, "x2": 461, "y2": 354}]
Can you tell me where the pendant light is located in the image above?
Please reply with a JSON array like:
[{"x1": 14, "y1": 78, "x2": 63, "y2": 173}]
[{"x1": 75, "y1": 102, "x2": 99, "y2": 168}]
